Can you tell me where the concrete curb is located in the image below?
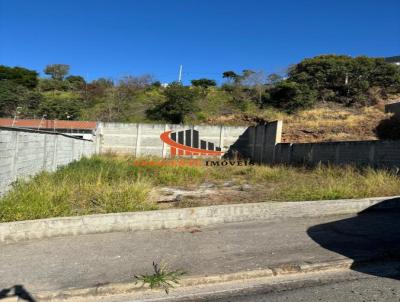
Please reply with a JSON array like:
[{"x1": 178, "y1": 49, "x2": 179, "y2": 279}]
[
  {"x1": 0, "y1": 196, "x2": 399, "y2": 243},
  {"x1": 33, "y1": 259, "x2": 356, "y2": 301}
]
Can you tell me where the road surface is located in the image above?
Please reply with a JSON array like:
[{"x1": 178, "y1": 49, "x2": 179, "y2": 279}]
[{"x1": 1, "y1": 206, "x2": 400, "y2": 300}]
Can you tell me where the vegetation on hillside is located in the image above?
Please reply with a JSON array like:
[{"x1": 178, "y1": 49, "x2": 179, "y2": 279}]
[
  {"x1": 1, "y1": 55, "x2": 399, "y2": 127},
  {"x1": 376, "y1": 115, "x2": 400, "y2": 140},
  {"x1": 1, "y1": 155, "x2": 400, "y2": 222}
]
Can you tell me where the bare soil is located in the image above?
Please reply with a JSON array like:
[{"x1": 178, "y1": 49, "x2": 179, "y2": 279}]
[{"x1": 154, "y1": 182, "x2": 276, "y2": 209}]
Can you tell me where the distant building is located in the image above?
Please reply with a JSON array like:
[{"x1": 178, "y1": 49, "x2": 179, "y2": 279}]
[{"x1": 0, "y1": 118, "x2": 97, "y2": 139}]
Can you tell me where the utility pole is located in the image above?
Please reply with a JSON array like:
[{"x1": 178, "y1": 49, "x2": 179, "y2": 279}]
[{"x1": 178, "y1": 65, "x2": 183, "y2": 83}]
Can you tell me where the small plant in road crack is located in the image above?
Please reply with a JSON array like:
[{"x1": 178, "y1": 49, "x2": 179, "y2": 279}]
[{"x1": 135, "y1": 262, "x2": 186, "y2": 294}]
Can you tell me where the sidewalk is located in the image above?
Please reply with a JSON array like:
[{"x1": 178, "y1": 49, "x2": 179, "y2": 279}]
[{"x1": 1, "y1": 209, "x2": 400, "y2": 296}]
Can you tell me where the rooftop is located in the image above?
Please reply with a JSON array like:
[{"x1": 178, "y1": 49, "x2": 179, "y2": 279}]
[{"x1": 0, "y1": 119, "x2": 97, "y2": 130}]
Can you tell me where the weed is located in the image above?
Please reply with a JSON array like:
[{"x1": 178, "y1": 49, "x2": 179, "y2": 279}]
[{"x1": 135, "y1": 262, "x2": 185, "y2": 294}]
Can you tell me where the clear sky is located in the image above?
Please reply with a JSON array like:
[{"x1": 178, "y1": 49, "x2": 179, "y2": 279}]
[{"x1": 1, "y1": 0, "x2": 399, "y2": 84}]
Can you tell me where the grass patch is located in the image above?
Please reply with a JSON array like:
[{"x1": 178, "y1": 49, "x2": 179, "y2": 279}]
[
  {"x1": 1, "y1": 154, "x2": 399, "y2": 222},
  {"x1": 135, "y1": 262, "x2": 185, "y2": 294}
]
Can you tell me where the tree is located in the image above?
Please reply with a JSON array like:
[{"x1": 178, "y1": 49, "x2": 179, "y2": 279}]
[
  {"x1": 375, "y1": 115, "x2": 400, "y2": 140},
  {"x1": 38, "y1": 78, "x2": 70, "y2": 92},
  {"x1": 240, "y1": 70, "x2": 268, "y2": 104},
  {"x1": 241, "y1": 69, "x2": 256, "y2": 81},
  {"x1": 0, "y1": 65, "x2": 39, "y2": 89},
  {"x1": 146, "y1": 83, "x2": 198, "y2": 123},
  {"x1": 65, "y1": 75, "x2": 86, "y2": 90},
  {"x1": 91, "y1": 78, "x2": 114, "y2": 88},
  {"x1": 37, "y1": 91, "x2": 82, "y2": 119},
  {"x1": 191, "y1": 78, "x2": 217, "y2": 88},
  {"x1": 151, "y1": 81, "x2": 162, "y2": 88},
  {"x1": 287, "y1": 55, "x2": 400, "y2": 106},
  {"x1": 44, "y1": 64, "x2": 70, "y2": 80},
  {"x1": 265, "y1": 81, "x2": 317, "y2": 112},
  {"x1": 119, "y1": 75, "x2": 154, "y2": 89},
  {"x1": 0, "y1": 80, "x2": 42, "y2": 117},
  {"x1": 222, "y1": 71, "x2": 240, "y2": 84},
  {"x1": 267, "y1": 73, "x2": 283, "y2": 85}
]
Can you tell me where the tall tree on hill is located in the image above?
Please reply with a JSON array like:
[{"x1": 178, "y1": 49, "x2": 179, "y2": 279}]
[
  {"x1": 65, "y1": 75, "x2": 86, "y2": 90},
  {"x1": 191, "y1": 78, "x2": 217, "y2": 88},
  {"x1": 146, "y1": 83, "x2": 199, "y2": 124},
  {"x1": 222, "y1": 71, "x2": 240, "y2": 84},
  {"x1": 44, "y1": 64, "x2": 70, "y2": 81}
]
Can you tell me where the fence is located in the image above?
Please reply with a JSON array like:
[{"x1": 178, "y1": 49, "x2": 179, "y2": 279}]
[
  {"x1": 239, "y1": 122, "x2": 400, "y2": 169},
  {"x1": 0, "y1": 127, "x2": 96, "y2": 195},
  {"x1": 97, "y1": 122, "x2": 249, "y2": 157},
  {"x1": 97, "y1": 120, "x2": 400, "y2": 169},
  {"x1": 274, "y1": 140, "x2": 400, "y2": 168},
  {"x1": 385, "y1": 102, "x2": 400, "y2": 116},
  {"x1": 2, "y1": 118, "x2": 397, "y2": 196}
]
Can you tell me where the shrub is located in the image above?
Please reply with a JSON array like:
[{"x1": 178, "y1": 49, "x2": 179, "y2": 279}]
[
  {"x1": 265, "y1": 80, "x2": 317, "y2": 112},
  {"x1": 191, "y1": 78, "x2": 216, "y2": 88},
  {"x1": 146, "y1": 83, "x2": 199, "y2": 123},
  {"x1": 375, "y1": 115, "x2": 400, "y2": 140}
]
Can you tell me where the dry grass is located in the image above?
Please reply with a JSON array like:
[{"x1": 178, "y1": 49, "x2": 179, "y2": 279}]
[
  {"x1": 205, "y1": 103, "x2": 389, "y2": 143},
  {"x1": 243, "y1": 164, "x2": 400, "y2": 201},
  {"x1": 281, "y1": 104, "x2": 389, "y2": 143},
  {"x1": 1, "y1": 155, "x2": 399, "y2": 222}
]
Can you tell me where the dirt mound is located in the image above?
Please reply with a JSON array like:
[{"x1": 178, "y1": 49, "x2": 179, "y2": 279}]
[
  {"x1": 282, "y1": 105, "x2": 388, "y2": 143},
  {"x1": 206, "y1": 104, "x2": 390, "y2": 143}
]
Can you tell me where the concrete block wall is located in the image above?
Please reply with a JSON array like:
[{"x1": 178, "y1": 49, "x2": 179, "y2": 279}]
[
  {"x1": 231, "y1": 121, "x2": 283, "y2": 163},
  {"x1": 273, "y1": 140, "x2": 400, "y2": 168},
  {"x1": 385, "y1": 102, "x2": 400, "y2": 116},
  {"x1": 231, "y1": 120, "x2": 400, "y2": 169},
  {"x1": 99, "y1": 120, "x2": 400, "y2": 169},
  {"x1": 98, "y1": 122, "x2": 249, "y2": 157},
  {"x1": 0, "y1": 127, "x2": 96, "y2": 195}
]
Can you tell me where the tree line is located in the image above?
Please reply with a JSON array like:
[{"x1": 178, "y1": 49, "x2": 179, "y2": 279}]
[{"x1": 1, "y1": 55, "x2": 399, "y2": 124}]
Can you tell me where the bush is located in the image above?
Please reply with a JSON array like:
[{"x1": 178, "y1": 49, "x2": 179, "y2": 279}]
[
  {"x1": 265, "y1": 80, "x2": 317, "y2": 112},
  {"x1": 0, "y1": 65, "x2": 39, "y2": 89},
  {"x1": 146, "y1": 83, "x2": 199, "y2": 123},
  {"x1": 37, "y1": 91, "x2": 83, "y2": 120},
  {"x1": 375, "y1": 115, "x2": 400, "y2": 140},
  {"x1": 0, "y1": 80, "x2": 42, "y2": 117},
  {"x1": 287, "y1": 55, "x2": 400, "y2": 107},
  {"x1": 191, "y1": 78, "x2": 217, "y2": 88}
]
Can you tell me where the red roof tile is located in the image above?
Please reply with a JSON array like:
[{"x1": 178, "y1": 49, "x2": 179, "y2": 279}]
[{"x1": 0, "y1": 119, "x2": 97, "y2": 130}]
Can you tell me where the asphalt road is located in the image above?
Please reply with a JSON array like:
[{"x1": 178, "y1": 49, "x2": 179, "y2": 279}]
[
  {"x1": 1, "y1": 201, "x2": 400, "y2": 298},
  {"x1": 199, "y1": 274, "x2": 400, "y2": 302},
  {"x1": 0, "y1": 214, "x2": 356, "y2": 292},
  {"x1": 64, "y1": 265, "x2": 400, "y2": 302}
]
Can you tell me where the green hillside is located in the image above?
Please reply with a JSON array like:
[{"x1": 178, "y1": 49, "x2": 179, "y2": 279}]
[{"x1": 1, "y1": 55, "x2": 400, "y2": 136}]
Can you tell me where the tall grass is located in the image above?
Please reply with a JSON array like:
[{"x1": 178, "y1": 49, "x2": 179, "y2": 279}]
[
  {"x1": 1, "y1": 155, "x2": 399, "y2": 222},
  {"x1": 242, "y1": 164, "x2": 400, "y2": 201}
]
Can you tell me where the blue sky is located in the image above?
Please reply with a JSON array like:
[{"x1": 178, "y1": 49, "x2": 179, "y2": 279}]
[{"x1": 1, "y1": 0, "x2": 399, "y2": 84}]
